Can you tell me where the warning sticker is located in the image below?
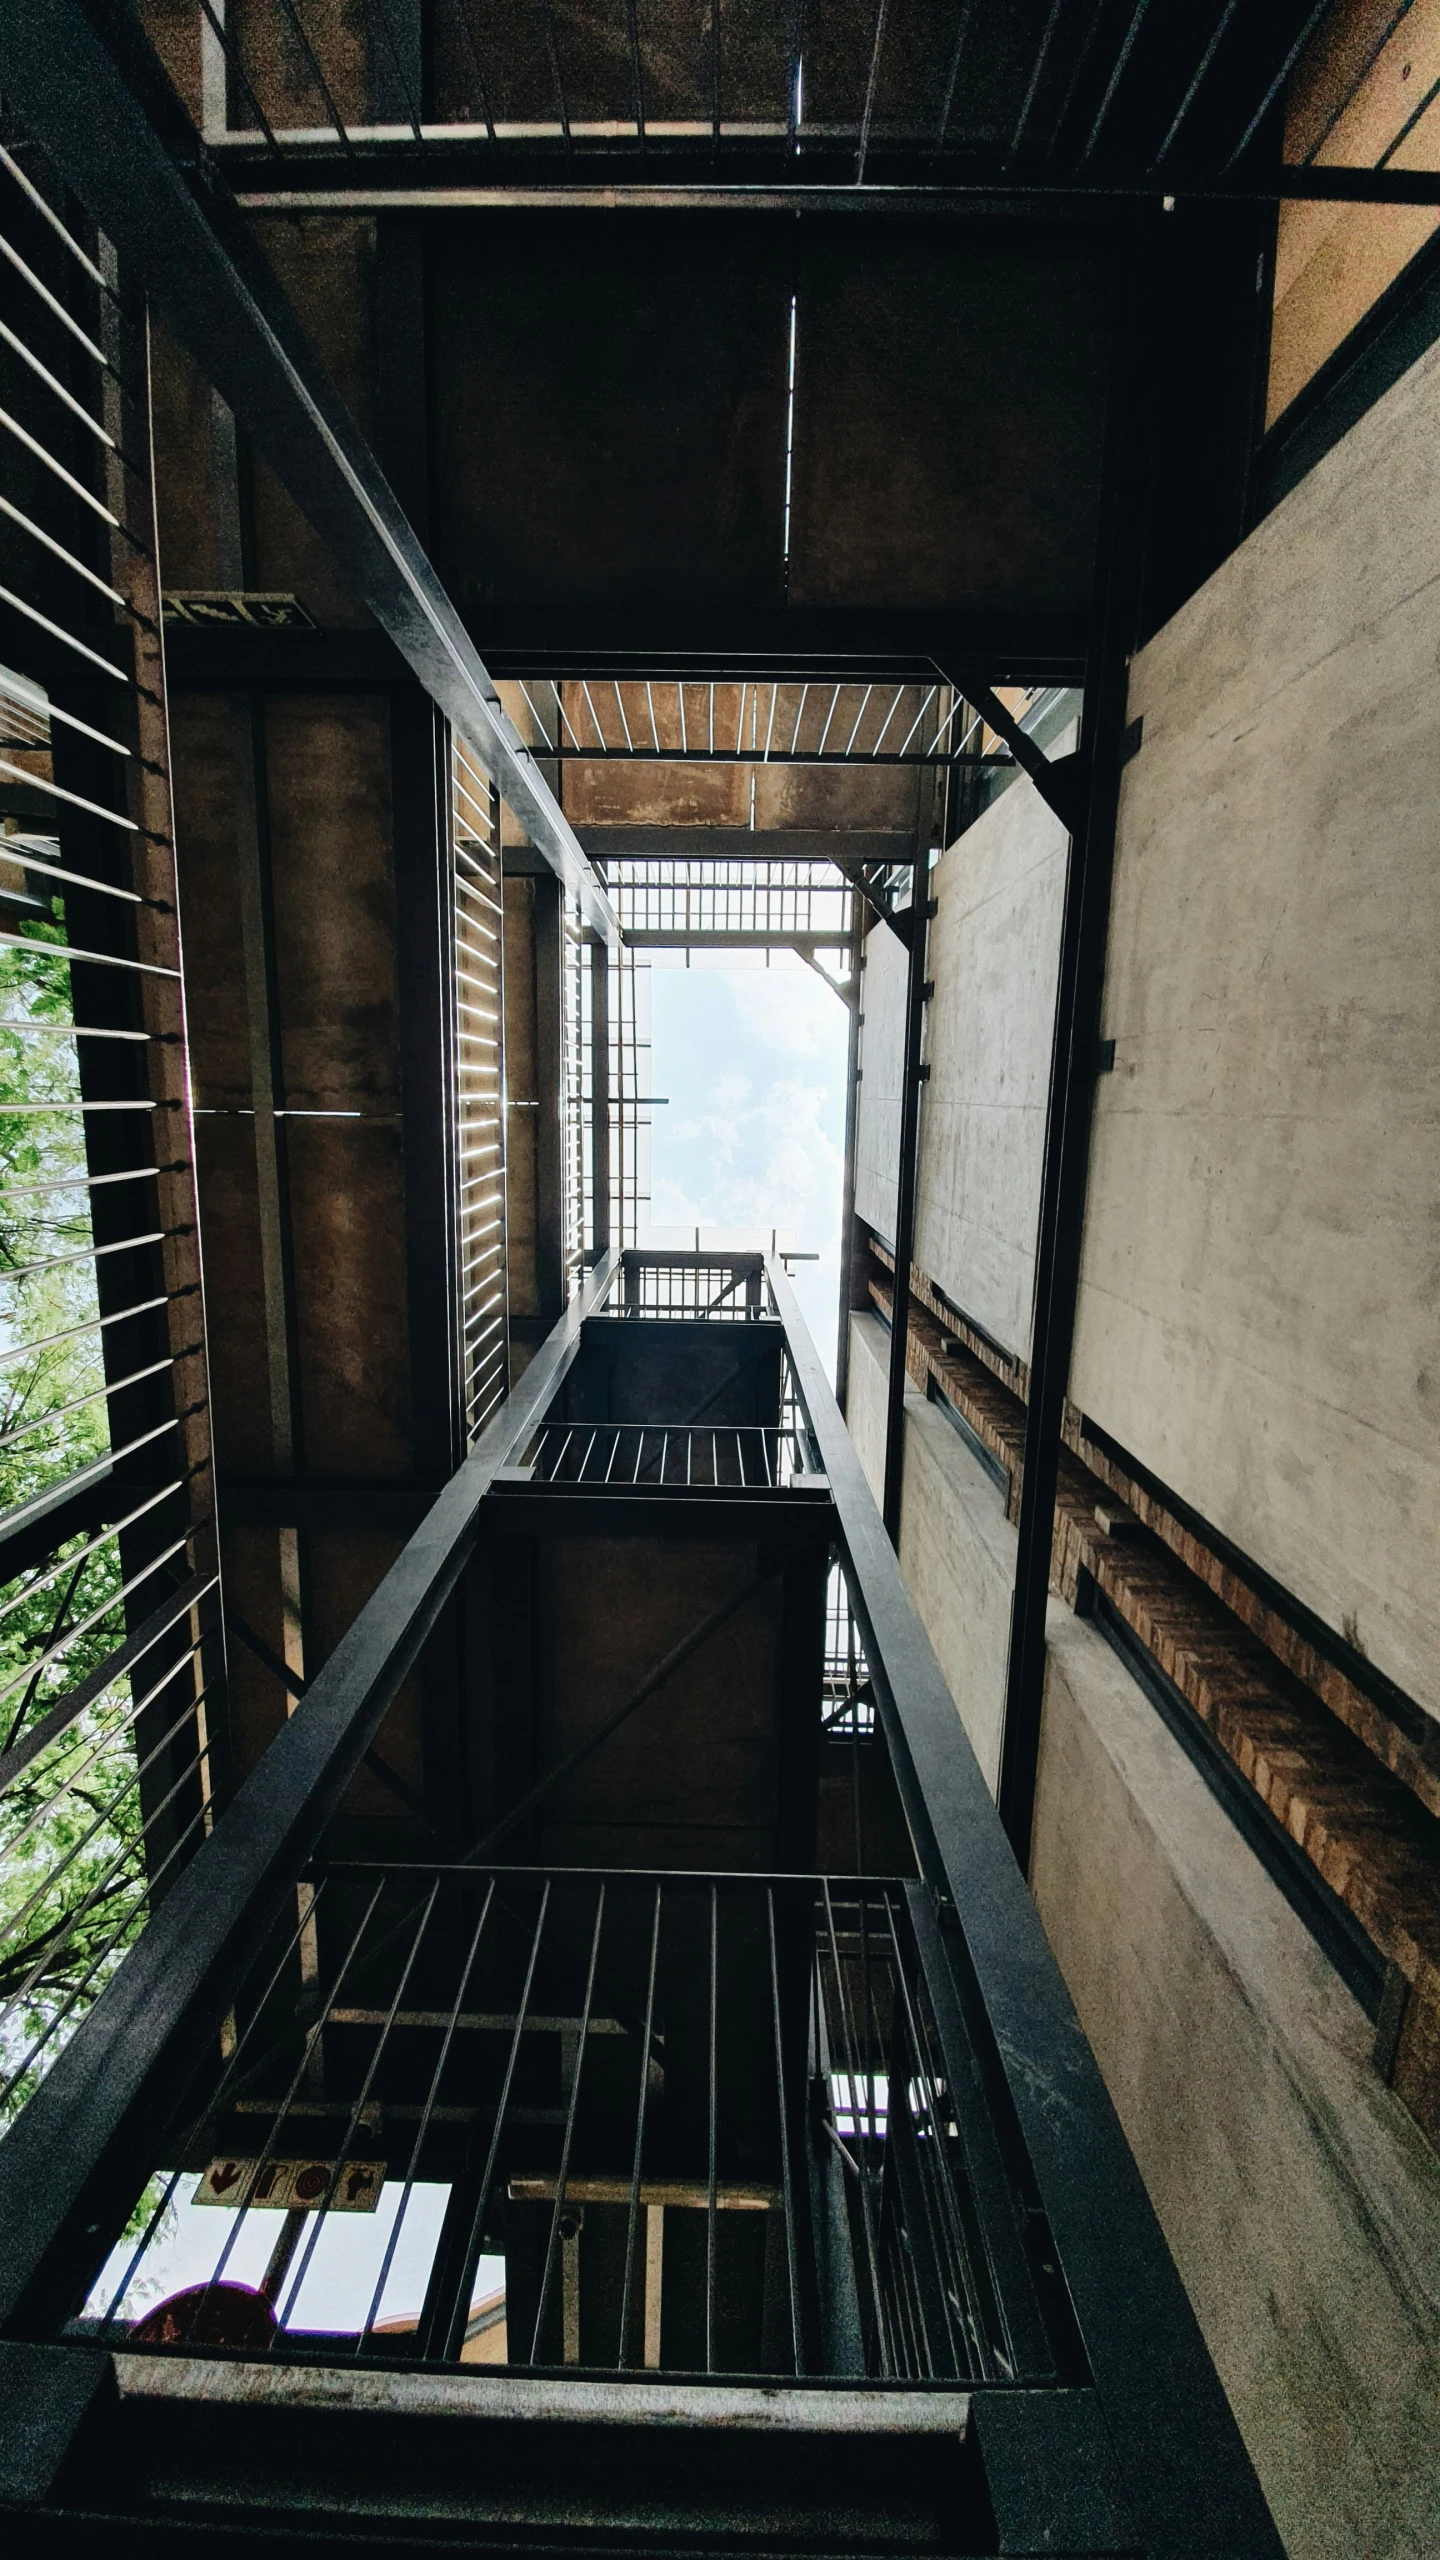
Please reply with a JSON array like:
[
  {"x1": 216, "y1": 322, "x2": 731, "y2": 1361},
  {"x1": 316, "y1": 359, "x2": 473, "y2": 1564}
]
[{"x1": 193, "y1": 2158, "x2": 386, "y2": 2212}]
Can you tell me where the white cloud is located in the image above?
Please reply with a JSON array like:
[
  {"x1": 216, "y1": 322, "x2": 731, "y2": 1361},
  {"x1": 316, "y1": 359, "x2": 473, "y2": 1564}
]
[{"x1": 725, "y1": 954, "x2": 850, "y2": 1060}]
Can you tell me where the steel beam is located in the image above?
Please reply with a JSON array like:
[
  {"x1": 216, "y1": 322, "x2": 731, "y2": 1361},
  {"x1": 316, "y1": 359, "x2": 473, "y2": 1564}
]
[
  {"x1": 994, "y1": 218, "x2": 1162, "y2": 1873},
  {"x1": 621, "y1": 932, "x2": 853, "y2": 954},
  {"x1": 0, "y1": 0, "x2": 619, "y2": 948},
  {"x1": 221, "y1": 155, "x2": 1440, "y2": 212},
  {"x1": 765, "y1": 1256, "x2": 1282, "y2": 2560},
  {"x1": 576, "y1": 827, "x2": 913, "y2": 863}
]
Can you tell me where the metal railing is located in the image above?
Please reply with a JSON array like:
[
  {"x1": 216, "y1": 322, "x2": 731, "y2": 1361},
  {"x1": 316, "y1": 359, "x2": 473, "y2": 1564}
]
[
  {"x1": 0, "y1": 121, "x2": 221, "y2": 2114},
  {"x1": 515, "y1": 1422, "x2": 809, "y2": 1491},
  {"x1": 605, "y1": 1252, "x2": 775, "y2": 1323},
  {"x1": 604, "y1": 854, "x2": 854, "y2": 947},
  {"x1": 71, "y1": 1861, "x2": 1057, "y2": 2388}
]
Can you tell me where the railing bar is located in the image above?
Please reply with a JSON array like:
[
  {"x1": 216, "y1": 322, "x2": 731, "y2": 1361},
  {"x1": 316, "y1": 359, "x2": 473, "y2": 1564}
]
[
  {"x1": 0, "y1": 491, "x2": 127, "y2": 610},
  {"x1": 766, "y1": 1887, "x2": 805, "y2": 2373},
  {"x1": 530, "y1": 1882, "x2": 605, "y2": 2364},
  {"x1": 92, "y1": 1882, "x2": 334, "y2": 2331},
  {"x1": 0, "y1": 1790, "x2": 209, "y2": 2117},
  {"x1": 0, "y1": 1643, "x2": 213, "y2": 1906},
  {"x1": 880, "y1": 1890, "x2": 981, "y2": 2377},
  {"x1": 0, "y1": 324, "x2": 115, "y2": 471},
  {"x1": 843, "y1": 682, "x2": 874, "y2": 755},
  {"x1": 871, "y1": 686, "x2": 904, "y2": 755},
  {"x1": 442, "y1": 1880, "x2": 551, "y2": 2359},
  {"x1": 0, "y1": 1467, "x2": 184, "y2": 1628},
  {"x1": 0, "y1": 1165, "x2": 165, "y2": 1204},
  {"x1": 5, "y1": 1650, "x2": 214, "y2": 1869},
  {"x1": 617, "y1": 1882, "x2": 662, "y2": 2370},
  {"x1": 0, "y1": 402, "x2": 119, "y2": 528},
  {"x1": 357, "y1": 1880, "x2": 499, "y2": 2356},
  {"x1": 274, "y1": 1883, "x2": 443, "y2": 2339},
  {"x1": 190, "y1": 1882, "x2": 389, "y2": 2322},
  {"x1": 0, "y1": 1291, "x2": 171, "y2": 1372},
  {"x1": 0, "y1": 1726, "x2": 207, "y2": 2035},
  {"x1": 516, "y1": 681, "x2": 556, "y2": 753},
  {"x1": 0, "y1": 581, "x2": 127, "y2": 681},
  {"x1": 0, "y1": 227, "x2": 110, "y2": 365},
  {"x1": 705, "y1": 1882, "x2": 719, "y2": 2374},
  {"x1": 0, "y1": 928, "x2": 178, "y2": 974},
  {"x1": 0, "y1": 1530, "x2": 189, "y2": 1711},
  {"x1": 0, "y1": 141, "x2": 108, "y2": 287},
  {"x1": 821, "y1": 1876, "x2": 893, "y2": 2376},
  {"x1": 789, "y1": 681, "x2": 809, "y2": 755},
  {"x1": 0, "y1": 1355, "x2": 178, "y2": 1453},
  {"x1": 897, "y1": 685, "x2": 939, "y2": 758},
  {"x1": 0, "y1": 1227, "x2": 168, "y2": 1284},
  {"x1": 0, "y1": 1573, "x2": 217, "y2": 1795}
]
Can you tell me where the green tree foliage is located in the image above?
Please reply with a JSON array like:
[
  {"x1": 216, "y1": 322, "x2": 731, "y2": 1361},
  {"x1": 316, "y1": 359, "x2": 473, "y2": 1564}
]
[{"x1": 0, "y1": 912, "x2": 145, "y2": 2122}]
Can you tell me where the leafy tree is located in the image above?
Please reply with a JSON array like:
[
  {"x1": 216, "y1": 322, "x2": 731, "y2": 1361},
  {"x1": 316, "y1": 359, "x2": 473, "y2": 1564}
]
[{"x1": 0, "y1": 909, "x2": 144, "y2": 2123}]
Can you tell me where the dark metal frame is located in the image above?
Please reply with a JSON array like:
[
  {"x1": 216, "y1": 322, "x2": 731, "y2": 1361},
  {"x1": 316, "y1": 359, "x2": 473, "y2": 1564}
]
[
  {"x1": 995, "y1": 211, "x2": 1162, "y2": 1871},
  {"x1": 0, "y1": 0, "x2": 619, "y2": 948},
  {"x1": 0, "y1": 1254, "x2": 1281, "y2": 2551}
]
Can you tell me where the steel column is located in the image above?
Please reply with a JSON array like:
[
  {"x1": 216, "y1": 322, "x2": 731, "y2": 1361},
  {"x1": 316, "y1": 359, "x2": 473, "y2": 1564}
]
[
  {"x1": 832, "y1": 889, "x2": 865, "y2": 1410},
  {"x1": 995, "y1": 217, "x2": 1163, "y2": 1871},
  {"x1": 880, "y1": 831, "x2": 934, "y2": 1545},
  {"x1": 590, "y1": 940, "x2": 611, "y2": 1259}
]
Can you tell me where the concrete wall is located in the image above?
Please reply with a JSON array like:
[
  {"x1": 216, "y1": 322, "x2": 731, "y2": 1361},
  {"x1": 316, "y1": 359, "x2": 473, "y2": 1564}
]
[
  {"x1": 851, "y1": 763, "x2": 1068, "y2": 1366},
  {"x1": 1034, "y1": 1616, "x2": 1440, "y2": 2560},
  {"x1": 848, "y1": 1313, "x2": 1012, "y2": 1791},
  {"x1": 852, "y1": 919, "x2": 908, "y2": 1244},
  {"x1": 1072, "y1": 335, "x2": 1440, "y2": 1725},
  {"x1": 846, "y1": 1313, "x2": 1440, "y2": 2559},
  {"x1": 915, "y1": 741, "x2": 1072, "y2": 1360}
]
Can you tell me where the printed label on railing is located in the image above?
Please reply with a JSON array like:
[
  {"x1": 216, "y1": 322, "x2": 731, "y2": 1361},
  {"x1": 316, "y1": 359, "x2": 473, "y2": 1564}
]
[{"x1": 193, "y1": 2157, "x2": 386, "y2": 2212}]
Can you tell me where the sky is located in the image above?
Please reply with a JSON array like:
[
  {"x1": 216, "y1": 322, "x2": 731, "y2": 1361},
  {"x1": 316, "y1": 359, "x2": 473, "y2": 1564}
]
[{"x1": 642, "y1": 951, "x2": 851, "y2": 1378}]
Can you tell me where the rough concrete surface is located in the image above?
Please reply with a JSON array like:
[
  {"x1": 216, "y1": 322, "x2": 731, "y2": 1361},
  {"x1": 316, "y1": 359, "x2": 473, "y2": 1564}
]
[
  {"x1": 916, "y1": 742, "x2": 1072, "y2": 1360},
  {"x1": 1034, "y1": 1611, "x2": 1440, "y2": 2560},
  {"x1": 848, "y1": 1315, "x2": 1012, "y2": 1791},
  {"x1": 845, "y1": 1315, "x2": 1440, "y2": 2558},
  {"x1": 853, "y1": 920, "x2": 908, "y2": 1247},
  {"x1": 1072, "y1": 336, "x2": 1440, "y2": 1722}
]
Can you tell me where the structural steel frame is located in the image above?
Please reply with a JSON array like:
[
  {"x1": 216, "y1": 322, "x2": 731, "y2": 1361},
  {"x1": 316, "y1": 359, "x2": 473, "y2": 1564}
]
[
  {"x1": 0, "y1": 0, "x2": 620, "y2": 948},
  {"x1": 0, "y1": 1254, "x2": 1280, "y2": 2552}
]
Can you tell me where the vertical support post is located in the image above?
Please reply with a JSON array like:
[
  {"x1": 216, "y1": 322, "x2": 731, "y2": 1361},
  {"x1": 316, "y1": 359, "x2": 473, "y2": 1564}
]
[
  {"x1": 773, "y1": 1546, "x2": 828, "y2": 1870},
  {"x1": 590, "y1": 938, "x2": 611, "y2": 1261},
  {"x1": 533, "y1": 873, "x2": 566, "y2": 1319},
  {"x1": 880, "y1": 857, "x2": 932, "y2": 1548},
  {"x1": 833, "y1": 888, "x2": 864, "y2": 1408},
  {"x1": 996, "y1": 214, "x2": 1162, "y2": 1869}
]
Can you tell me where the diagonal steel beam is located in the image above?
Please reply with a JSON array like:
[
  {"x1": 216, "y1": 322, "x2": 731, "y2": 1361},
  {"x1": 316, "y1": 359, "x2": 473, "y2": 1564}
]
[
  {"x1": 0, "y1": 0, "x2": 619, "y2": 946},
  {"x1": 939, "y1": 672, "x2": 1082, "y2": 832}
]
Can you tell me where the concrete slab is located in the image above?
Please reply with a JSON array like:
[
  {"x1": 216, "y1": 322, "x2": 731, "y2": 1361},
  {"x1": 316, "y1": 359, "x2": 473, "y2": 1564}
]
[{"x1": 1073, "y1": 335, "x2": 1440, "y2": 1723}]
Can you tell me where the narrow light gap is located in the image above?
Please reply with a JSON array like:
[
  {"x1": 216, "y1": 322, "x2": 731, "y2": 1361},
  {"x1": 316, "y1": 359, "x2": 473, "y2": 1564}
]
[{"x1": 781, "y1": 291, "x2": 798, "y2": 591}]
